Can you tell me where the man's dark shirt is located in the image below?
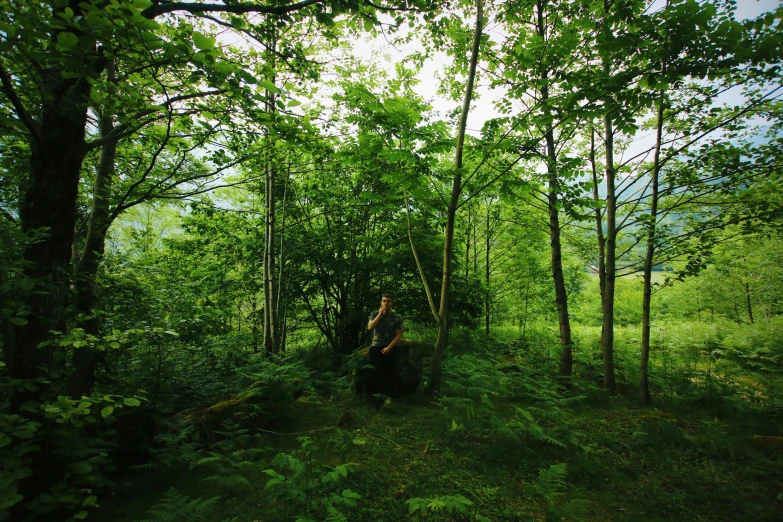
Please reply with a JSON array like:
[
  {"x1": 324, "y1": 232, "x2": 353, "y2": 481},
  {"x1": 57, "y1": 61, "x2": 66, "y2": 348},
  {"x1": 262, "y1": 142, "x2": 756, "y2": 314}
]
[{"x1": 368, "y1": 311, "x2": 402, "y2": 346}]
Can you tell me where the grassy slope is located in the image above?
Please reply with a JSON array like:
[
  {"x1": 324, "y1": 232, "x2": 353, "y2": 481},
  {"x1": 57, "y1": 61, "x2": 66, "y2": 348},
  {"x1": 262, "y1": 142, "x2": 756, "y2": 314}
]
[{"x1": 95, "y1": 387, "x2": 783, "y2": 522}]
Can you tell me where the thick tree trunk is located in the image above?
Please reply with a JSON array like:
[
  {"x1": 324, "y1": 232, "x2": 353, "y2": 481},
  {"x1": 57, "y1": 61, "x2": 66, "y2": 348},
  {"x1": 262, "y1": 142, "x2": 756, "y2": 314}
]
[
  {"x1": 429, "y1": 0, "x2": 483, "y2": 394},
  {"x1": 10, "y1": 67, "x2": 93, "y2": 411},
  {"x1": 601, "y1": 113, "x2": 617, "y2": 393},
  {"x1": 641, "y1": 89, "x2": 665, "y2": 407}
]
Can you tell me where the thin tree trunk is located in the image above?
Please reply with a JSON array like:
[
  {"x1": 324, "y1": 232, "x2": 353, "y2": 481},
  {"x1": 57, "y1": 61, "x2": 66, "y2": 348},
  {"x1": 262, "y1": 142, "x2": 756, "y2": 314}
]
[
  {"x1": 745, "y1": 281, "x2": 754, "y2": 323},
  {"x1": 263, "y1": 32, "x2": 279, "y2": 354},
  {"x1": 430, "y1": 0, "x2": 483, "y2": 394},
  {"x1": 465, "y1": 206, "x2": 471, "y2": 278},
  {"x1": 591, "y1": 129, "x2": 606, "y2": 301},
  {"x1": 485, "y1": 201, "x2": 491, "y2": 336},
  {"x1": 641, "y1": 88, "x2": 665, "y2": 407},
  {"x1": 601, "y1": 110, "x2": 617, "y2": 393},
  {"x1": 536, "y1": 0, "x2": 572, "y2": 377},
  {"x1": 68, "y1": 61, "x2": 118, "y2": 399}
]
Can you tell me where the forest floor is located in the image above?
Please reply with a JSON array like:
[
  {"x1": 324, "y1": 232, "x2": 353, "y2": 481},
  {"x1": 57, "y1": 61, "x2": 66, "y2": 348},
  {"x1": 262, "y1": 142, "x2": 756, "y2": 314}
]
[{"x1": 95, "y1": 386, "x2": 783, "y2": 522}]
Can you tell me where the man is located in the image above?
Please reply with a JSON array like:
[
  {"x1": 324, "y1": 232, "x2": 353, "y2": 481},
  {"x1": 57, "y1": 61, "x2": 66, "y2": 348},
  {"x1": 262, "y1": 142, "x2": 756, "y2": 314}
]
[{"x1": 367, "y1": 294, "x2": 402, "y2": 399}]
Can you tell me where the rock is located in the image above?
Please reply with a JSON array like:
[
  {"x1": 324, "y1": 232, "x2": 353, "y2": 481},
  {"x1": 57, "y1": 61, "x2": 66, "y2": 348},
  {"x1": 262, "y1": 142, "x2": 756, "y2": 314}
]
[
  {"x1": 175, "y1": 378, "x2": 306, "y2": 444},
  {"x1": 337, "y1": 409, "x2": 357, "y2": 426},
  {"x1": 350, "y1": 339, "x2": 433, "y2": 398}
]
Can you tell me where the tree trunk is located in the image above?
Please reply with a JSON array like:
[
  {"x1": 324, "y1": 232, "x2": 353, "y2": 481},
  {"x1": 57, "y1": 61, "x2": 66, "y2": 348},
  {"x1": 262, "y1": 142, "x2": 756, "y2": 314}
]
[
  {"x1": 536, "y1": 0, "x2": 572, "y2": 377},
  {"x1": 600, "y1": 112, "x2": 617, "y2": 393},
  {"x1": 68, "y1": 63, "x2": 118, "y2": 398},
  {"x1": 590, "y1": 129, "x2": 606, "y2": 302},
  {"x1": 485, "y1": 200, "x2": 491, "y2": 336},
  {"x1": 429, "y1": 0, "x2": 483, "y2": 394},
  {"x1": 641, "y1": 88, "x2": 665, "y2": 407},
  {"x1": 745, "y1": 281, "x2": 754, "y2": 324},
  {"x1": 11, "y1": 69, "x2": 93, "y2": 411},
  {"x1": 263, "y1": 34, "x2": 280, "y2": 354}
]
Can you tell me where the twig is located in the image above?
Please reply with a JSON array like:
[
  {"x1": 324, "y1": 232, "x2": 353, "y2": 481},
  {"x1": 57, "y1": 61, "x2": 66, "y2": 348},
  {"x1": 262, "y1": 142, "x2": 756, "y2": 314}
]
[
  {"x1": 363, "y1": 428, "x2": 402, "y2": 448},
  {"x1": 256, "y1": 426, "x2": 335, "y2": 436}
]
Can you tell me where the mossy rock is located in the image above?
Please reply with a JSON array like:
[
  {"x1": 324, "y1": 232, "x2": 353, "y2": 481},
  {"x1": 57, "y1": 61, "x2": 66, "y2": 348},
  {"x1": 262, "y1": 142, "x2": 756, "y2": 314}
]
[
  {"x1": 175, "y1": 379, "x2": 305, "y2": 444},
  {"x1": 350, "y1": 339, "x2": 433, "y2": 398}
]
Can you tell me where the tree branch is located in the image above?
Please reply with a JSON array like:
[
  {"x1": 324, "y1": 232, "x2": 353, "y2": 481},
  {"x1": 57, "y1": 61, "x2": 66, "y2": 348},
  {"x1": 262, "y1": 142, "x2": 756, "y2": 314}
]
[
  {"x1": 0, "y1": 64, "x2": 41, "y2": 142},
  {"x1": 86, "y1": 89, "x2": 228, "y2": 150},
  {"x1": 142, "y1": 0, "x2": 323, "y2": 18},
  {"x1": 404, "y1": 187, "x2": 439, "y2": 324}
]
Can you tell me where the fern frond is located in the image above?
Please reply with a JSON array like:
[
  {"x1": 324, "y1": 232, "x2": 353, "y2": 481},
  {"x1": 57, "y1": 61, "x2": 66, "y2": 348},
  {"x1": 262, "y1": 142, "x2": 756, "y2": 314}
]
[
  {"x1": 533, "y1": 463, "x2": 568, "y2": 501},
  {"x1": 200, "y1": 474, "x2": 252, "y2": 490},
  {"x1": 138, "y1": 488, "x2": 219, "y2": 522}
]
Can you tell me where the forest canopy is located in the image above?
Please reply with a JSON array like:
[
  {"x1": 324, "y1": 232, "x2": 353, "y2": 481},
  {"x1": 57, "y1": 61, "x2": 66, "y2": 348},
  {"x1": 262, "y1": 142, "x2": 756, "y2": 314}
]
[{"x1": 1, "y1": 0, "x2": 782, "y2": 520}]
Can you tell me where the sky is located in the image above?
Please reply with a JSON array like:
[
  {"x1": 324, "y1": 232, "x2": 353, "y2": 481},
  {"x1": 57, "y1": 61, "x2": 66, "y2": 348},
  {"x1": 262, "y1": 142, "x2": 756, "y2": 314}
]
[{"x1": 351, "y1": 0, "x2": 782, "y2": 143}]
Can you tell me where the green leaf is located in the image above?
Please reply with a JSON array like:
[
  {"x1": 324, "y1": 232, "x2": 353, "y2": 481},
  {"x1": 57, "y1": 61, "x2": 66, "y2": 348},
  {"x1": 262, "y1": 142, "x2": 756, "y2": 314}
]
[
  {"x1": 192, "y1": 32, "x2": 215, "y2": 51},
  {"x1": 57, "y1": 32, "x2": 79, "y2": 49},
  {"x1": 342, "y1": 489, "x2": 361, "y2": 499},
  {"x1": 101, "y1": 406, "x2": 114, "y2": 418},
  {"x1": 71, "y1": 463, "x2": 92, "y2": 475},
  {"x1": 259, "y1": 80, "x2": 280, "y2": 93},
  {"x1": 0, "y1": 485, "x2": 23, "y2": 510},
  {"x1": 8, "y1": 317, "x2": 28, "y2": 326},
  {"x1": 81, "y1": 495, "x2": 98, "y2": 507},
  {"x1": 124, "y1": 397, "x2": 142, "y2": 407}
]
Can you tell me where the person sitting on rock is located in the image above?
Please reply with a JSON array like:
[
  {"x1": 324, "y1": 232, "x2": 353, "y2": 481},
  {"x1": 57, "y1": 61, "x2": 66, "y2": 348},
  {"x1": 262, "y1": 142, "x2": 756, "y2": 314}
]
[{"x1": 367, "y1": 294, "x2": 402, "y2": 396}]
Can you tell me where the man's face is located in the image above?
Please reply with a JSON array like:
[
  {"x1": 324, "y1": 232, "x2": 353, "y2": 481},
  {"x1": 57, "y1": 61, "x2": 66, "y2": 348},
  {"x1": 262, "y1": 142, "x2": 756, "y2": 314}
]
[{"x1": 381, "y1": 297, "x2": 392, "y2": 310}]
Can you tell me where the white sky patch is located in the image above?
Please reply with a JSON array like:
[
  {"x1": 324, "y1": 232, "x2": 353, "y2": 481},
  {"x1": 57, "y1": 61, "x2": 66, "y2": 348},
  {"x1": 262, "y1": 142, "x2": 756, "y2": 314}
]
[{"x1": 351, "y1": 0, "x2": 780, "y2": 147}]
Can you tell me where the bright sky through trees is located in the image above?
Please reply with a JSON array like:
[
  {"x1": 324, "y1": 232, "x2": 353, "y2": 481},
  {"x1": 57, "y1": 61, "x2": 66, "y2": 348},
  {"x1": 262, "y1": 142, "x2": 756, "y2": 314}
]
[{"x1": 353, "y1": 0, "x2": 781, "y2": 146}]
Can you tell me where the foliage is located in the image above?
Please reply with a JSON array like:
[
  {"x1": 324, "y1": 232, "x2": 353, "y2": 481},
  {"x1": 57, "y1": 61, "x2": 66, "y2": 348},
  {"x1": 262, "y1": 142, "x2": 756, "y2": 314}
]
[
  {"x1": 136, "y1": 488, "x2": 222, "y2": 522},
  {"x1": 263, "y1": 437, "x2": 361, "y2": 522},
  {"x1": 405, "y1": 493, "x2": 474, "y2": 516},
  {"x1": 529, "y1": 464, "x2": 589, "y2": 522}
]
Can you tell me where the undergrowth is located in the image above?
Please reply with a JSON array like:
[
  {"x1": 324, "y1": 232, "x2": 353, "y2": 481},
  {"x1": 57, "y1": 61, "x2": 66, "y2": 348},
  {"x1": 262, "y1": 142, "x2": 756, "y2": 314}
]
[{"x1": 86, "y1": 331, "x2": 783, "y2": 522}]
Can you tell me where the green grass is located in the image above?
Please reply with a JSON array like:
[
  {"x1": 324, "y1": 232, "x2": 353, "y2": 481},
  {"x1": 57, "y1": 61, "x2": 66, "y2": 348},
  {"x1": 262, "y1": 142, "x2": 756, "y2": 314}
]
[{"x1": 93, "y1": 382, "x2": 783, "y2": 522}]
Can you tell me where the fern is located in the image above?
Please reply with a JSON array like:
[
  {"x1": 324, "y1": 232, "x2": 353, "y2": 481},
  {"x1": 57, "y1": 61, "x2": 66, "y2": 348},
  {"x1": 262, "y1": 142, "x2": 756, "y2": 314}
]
[
  {"x1": 133, "y1": 424, "x2": 203, "y2": 471},
  {"x1": 532, "y1": 463, "x2": 568, "y2": 503},
  {"x1": 264, "y1": 437, "x2": 361, "y2": 521},
  {"x1": 406, "y1": 494, "x2": 474, "y2": 514},
  {"x1": 137, "y1": 488, "x2": 219, "y2": 522},
  {"x1": 530, "y1": 464, "x2": 589, "y2": 521}
]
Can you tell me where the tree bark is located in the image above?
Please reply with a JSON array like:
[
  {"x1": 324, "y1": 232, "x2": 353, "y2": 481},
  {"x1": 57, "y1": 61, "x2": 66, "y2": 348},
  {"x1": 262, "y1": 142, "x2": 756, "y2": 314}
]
[
  {"x1": 590, "y1": 129, "x2": 606, "y2": 302},
  {"x1": 641, "y1": 88, "x2": 665, "y2": 407},
  {"x1": 11, "y1": 67, "x2": 94, "y2": 411},
  {"x1": 263, "y1": 33, "x2": 280, "y2": 354},
  {"x1": 485, "y1": 200, "x2": 491, "y2": 337},
  {"x1": 600, "y1": 111, "x2": 617, "y2": 393},
  {"x1": 68, "y1": 62, "x2": 118, "y2": 399},
  {"x1": 536, "y1": 0, "x2": 572, "y2": 377},
  {"x1": 429, "y1": 0, "x2": 483, "y2": 394}
]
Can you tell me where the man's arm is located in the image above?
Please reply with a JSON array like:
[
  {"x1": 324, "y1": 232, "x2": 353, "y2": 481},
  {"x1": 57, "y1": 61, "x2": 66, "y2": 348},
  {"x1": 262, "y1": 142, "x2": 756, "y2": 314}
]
[
  {"x1": 381, "y1": 329, "x2": 402, "y2": 355},
  {"x1": 368, "y1": 310, "x2": 383, "y2": 331}
]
